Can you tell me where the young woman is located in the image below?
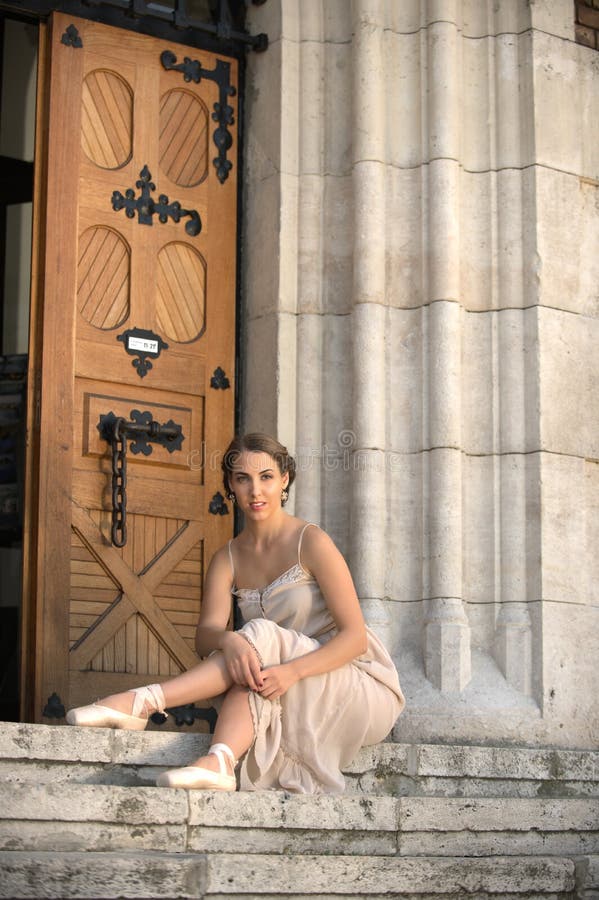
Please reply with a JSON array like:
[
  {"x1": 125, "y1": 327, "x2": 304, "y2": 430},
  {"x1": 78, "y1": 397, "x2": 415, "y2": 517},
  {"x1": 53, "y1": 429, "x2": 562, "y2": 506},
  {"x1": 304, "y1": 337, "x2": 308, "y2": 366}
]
[{"x1": 67, "y1": 433, "x2": 405, "y2": 794}]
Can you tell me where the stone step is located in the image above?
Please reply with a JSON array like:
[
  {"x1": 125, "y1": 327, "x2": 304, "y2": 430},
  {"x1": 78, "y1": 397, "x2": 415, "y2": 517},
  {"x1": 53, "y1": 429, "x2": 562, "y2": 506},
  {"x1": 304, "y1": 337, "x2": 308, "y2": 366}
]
[
  {"x1": 0, "y1": 850, "x2": 583, "y2": 898},
  {"x1": 2, "y1": 721, "x2": 598, "y2": 798},
  {"x1": 1, "y1": 782, "x2": 597, "y2": 858},
  {"x1": 2, "y1": 724, "x2": 598, "y2": 899}
]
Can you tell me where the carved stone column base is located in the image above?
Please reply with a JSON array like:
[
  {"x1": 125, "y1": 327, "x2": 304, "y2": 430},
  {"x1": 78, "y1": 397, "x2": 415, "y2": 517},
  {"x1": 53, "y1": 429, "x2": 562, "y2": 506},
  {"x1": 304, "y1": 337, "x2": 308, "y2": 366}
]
[
  {"x1": 424, "y1": 599, "x2": 472, "y2": 693},
  {"x1": 495, "y1": 605, "x2": 532, "y2": 696}
]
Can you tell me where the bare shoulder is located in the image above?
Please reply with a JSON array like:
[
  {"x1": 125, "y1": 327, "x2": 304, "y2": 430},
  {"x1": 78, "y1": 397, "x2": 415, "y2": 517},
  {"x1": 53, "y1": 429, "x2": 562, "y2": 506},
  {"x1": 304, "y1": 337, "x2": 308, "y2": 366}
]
[
  {"x1": 300, "y1": 523, "x2": 358, "y2": 607},
  {"x1": 300, "y1": 523, "x2": 344, "y2": 570},
  {"x1": 205, "y1": 542, "x2": 234, "y2": 584}
]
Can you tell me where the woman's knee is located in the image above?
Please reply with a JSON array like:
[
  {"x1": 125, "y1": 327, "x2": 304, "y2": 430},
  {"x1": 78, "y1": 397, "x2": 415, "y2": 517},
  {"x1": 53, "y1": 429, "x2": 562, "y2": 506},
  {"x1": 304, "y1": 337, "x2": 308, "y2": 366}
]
[{"x1": 225, "y1": 683, "x2": 251, "y2": 700}]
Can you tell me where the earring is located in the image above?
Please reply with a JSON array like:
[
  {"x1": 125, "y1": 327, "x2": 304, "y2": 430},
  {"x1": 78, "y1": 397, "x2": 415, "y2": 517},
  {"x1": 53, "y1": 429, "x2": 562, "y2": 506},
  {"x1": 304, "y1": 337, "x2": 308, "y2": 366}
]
[
  {"x1": 227, "y1": 492, "x2": 236, "y2": 503},
  {"x1": 281, "y1": 489, "x2": 289, "y2": 503}
]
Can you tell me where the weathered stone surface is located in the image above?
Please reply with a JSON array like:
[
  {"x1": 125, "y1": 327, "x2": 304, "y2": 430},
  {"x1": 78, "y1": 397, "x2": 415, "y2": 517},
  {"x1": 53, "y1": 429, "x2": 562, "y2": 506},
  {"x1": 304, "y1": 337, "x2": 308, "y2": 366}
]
[
  {"x1": 461, "y1": 0, "x2": 531, "y2": 39},
  {"x1": 528, "y1": 0, "x2": 575, "y2": 41},
  {"x1": 401, "y1": 830, "x2": 599, "y2": 857},
  {"x1": 110, "y1": 728, "x2": 208, "y2": 766},
  {"x1": 187, "y1": 825, "x2": 397, "y2": 857},
  {"x1": 175, "y1": 895, "x2": 571, "y2": 900},
  {"x1": 0, "y1": 851, "x2": 207, "y2": 899},
  {"x1": 576, "y1": 854, "x2": 599, "y2": 894},
  {"x1": 0, "y1": 850, "x2": 577, "y2": 898},
  {"x1": 1, "y1": 726, "x2": 596, "y2": 898},
  {"x1": 3, "y1": 777, "x2": 597, "y2": 864},
  {"x1": 188, "y1": 791, "x2": 398, "y2": 831},
  {"x1": 538, "y1": 311, "x2": 599, "y2": 459},
  {"x1": 538, "y1": 601, "x2": 599, "y2": 749},
  {"x1": 414, "y1": 743, "x2": 599, "y2": 781},
  {"x1": 0, "y1": 722, "x2": 112, "y2": 763},
  {"x1": 532, "y1": 29, "x2": 599, "y2": 179},
  {"x1": 535, "y1": 169, "x2": 599, "y2": 318},
  {"x1": 205, "y1": 853, "x2": 575, "y2": 895},
  {"x1": 537, "y1": 454, "x2": 597, "y2": 606},
  {"x1": 0, "y1": 783, "x2": 187, "y2": 824},
  {"x1": 0, "y1": 821, "x2": 186, "y2": 853},
  {"x1": 461, "y1": 310, "x2": 540, "y2": 453},
  {"x1": 399, "y1": 797, "x2": 599, "y2": 832},
  {"x1": 4, "y1": 724, "x2": 597, "y2": 797}
]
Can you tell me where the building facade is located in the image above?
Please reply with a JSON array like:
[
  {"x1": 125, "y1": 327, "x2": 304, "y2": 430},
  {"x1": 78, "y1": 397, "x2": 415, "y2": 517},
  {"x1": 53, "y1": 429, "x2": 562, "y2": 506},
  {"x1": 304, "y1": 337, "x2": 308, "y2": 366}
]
[{"x1": 241, "y1": 0, "x2": 599, "y2": 749}]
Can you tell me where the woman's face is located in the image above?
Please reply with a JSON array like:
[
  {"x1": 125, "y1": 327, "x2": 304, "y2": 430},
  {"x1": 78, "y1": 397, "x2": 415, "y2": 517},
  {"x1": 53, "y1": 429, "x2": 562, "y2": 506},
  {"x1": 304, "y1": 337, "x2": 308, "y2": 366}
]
[{"x1": 228, "y1": 450, "x2": 289, "y2": 519}]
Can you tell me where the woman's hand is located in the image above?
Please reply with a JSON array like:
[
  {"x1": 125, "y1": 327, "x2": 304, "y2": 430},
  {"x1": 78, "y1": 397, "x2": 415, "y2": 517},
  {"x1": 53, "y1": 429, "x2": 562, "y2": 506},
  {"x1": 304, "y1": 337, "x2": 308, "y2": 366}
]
[
  {"x1": 220, "y1": 632, "x2": 264, "y2": 692},
  {"x1": 258, "y1": 663, "x2": 299, "y2": 701}
]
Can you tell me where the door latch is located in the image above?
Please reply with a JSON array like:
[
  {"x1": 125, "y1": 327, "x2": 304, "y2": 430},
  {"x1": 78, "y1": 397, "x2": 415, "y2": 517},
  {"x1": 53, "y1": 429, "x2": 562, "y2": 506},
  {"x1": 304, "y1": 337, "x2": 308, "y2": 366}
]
[{"x1": 98, "y1": 410, "x2": 184, "y2": 547}]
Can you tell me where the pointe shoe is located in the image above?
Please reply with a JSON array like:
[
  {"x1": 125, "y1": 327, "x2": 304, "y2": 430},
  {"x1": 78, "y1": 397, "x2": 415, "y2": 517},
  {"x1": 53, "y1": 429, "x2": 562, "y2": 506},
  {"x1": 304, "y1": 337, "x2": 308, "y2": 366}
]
[
  {"x1": 156, "y1": 742, "x2": 237, "y2": 791},
  {"x1": 65, "y1": 684, "x2": 167, "y2": 730}
]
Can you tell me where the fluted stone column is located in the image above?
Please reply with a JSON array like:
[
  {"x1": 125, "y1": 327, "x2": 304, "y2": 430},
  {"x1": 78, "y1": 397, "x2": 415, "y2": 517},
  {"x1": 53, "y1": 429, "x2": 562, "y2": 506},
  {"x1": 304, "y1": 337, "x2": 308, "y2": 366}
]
[
  {"x1": 491, "y1": 26, "x2": 535, "y2": 695},
  {"x1": 422, "y1": 9, "x2": 471, "y2": 692},
  {"x1": 349, "y1": 0, "x2": 388, "y2": 631}
]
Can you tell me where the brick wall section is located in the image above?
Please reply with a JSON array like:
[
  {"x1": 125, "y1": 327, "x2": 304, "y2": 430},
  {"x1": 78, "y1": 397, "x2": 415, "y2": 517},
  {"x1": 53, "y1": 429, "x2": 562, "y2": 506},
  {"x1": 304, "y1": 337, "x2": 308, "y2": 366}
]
[{"x1": 575, "y1": 0, "x2": 599, "y2": 49}]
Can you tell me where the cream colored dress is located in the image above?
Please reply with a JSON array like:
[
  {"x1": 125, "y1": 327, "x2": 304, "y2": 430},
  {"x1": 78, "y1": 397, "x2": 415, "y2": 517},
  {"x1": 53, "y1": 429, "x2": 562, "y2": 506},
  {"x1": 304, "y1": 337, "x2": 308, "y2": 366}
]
[{"x1": 229, "y1": 524, "x2": 405, "y2": 794}]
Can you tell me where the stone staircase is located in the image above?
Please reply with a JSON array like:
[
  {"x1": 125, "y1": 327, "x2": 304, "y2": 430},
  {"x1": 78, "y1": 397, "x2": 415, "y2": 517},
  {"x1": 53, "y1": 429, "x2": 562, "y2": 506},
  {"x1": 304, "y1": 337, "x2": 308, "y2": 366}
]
[{"x1": 0, "y1": 721, "x2": 598, "y2": 899}]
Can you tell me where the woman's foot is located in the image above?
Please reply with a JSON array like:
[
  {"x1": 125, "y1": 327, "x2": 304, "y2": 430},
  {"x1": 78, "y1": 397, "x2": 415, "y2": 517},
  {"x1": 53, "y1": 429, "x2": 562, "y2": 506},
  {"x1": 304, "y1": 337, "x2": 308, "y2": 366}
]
[
  {"x1": 187, "y1": 751, "x2": 235, "y2": 776},
  {"x1": 156, "y1": 742, "x2": 237, "y2": 790},
  {"x1": 65, "y1": 684, "x2": 166, "y2": 730}
]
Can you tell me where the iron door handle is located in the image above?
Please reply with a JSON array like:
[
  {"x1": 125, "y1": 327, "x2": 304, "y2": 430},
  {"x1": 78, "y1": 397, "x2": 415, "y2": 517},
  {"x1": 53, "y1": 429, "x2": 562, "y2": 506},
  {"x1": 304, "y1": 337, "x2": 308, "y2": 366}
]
[{"x1": 98, "y1": 410, "x2": 185, "y2": 547}]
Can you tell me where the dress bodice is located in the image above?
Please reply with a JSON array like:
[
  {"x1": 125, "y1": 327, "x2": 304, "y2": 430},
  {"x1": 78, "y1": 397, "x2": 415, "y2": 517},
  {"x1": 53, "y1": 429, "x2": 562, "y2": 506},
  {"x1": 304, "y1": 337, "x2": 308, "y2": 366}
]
[
  {"x1": 233, "y1": 563, "x2": 338, "y2": 639},
  {"x1": 229, "y1": 525, "x2": 404, "y2": 705}
]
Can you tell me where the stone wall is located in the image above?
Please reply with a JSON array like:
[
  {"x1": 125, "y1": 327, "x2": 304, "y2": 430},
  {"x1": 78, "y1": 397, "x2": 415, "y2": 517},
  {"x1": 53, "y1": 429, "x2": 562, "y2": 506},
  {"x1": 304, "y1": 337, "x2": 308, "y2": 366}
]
[{"x1": 242, "y1": 0, "x2": 599, "y2": 749}]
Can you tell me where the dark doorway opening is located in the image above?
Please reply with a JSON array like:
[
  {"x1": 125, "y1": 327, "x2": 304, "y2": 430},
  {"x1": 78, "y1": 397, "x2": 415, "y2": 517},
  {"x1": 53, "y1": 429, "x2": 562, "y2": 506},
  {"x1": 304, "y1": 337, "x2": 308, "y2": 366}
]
[{"x1": 0, "y1": 14, "x2": 37, "y2": 721}]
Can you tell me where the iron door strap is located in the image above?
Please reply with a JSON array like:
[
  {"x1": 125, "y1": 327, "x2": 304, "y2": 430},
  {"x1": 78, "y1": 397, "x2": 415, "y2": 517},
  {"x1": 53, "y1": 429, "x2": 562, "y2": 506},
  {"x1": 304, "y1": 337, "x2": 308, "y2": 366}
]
[{"x1": 98, "y1": 410, "x2": 185, "y2": 548}]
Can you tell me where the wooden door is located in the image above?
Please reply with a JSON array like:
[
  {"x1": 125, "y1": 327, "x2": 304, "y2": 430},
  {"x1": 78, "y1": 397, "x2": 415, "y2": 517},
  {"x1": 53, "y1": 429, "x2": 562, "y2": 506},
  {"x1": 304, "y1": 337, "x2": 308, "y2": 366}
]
[{"x1": 21, "y1": 13, "x2": 237, "y2": 728}]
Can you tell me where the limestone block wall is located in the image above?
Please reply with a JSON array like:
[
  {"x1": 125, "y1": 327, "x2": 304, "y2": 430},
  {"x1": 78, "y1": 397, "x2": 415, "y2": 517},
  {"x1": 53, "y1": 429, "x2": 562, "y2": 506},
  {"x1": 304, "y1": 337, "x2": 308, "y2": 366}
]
[{"x1": 242, "y1": 0, "x2": 599, "y2": 748}]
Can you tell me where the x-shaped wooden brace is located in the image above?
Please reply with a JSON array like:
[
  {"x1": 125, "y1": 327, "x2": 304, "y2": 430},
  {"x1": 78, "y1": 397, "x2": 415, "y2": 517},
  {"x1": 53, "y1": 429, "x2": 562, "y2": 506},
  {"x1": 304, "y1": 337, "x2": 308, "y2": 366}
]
[{"x1": 69, "y1": 504, "x2": 203, "y2": 672}]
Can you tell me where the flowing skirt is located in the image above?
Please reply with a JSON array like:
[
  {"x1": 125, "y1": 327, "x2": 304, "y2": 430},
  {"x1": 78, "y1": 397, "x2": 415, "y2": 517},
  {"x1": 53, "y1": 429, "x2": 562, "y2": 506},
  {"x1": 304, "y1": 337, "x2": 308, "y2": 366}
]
[{"x1": 236, "y1": 617, "x2": 404, "y2": 794}]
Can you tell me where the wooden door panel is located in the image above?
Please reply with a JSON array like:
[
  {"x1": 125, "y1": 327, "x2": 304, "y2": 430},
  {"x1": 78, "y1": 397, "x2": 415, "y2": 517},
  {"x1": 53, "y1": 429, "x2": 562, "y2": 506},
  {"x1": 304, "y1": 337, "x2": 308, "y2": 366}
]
[
  {"x1": 75, "y1": 339, "x2": 206, "y2": 395},
  {"x1": 23, "y1": 13, "x2": 237, "y2": 728}
]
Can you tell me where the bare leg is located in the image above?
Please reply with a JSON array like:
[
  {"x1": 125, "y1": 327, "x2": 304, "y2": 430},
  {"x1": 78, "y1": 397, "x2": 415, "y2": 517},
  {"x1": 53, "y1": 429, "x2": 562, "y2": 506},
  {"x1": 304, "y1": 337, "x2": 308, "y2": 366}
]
[
  {"x1": 93, "y1": 653, "x2": 233, "y2": 717},
  {"x1": 188, "y1": 684, "x2": 254, "y2": 775}
]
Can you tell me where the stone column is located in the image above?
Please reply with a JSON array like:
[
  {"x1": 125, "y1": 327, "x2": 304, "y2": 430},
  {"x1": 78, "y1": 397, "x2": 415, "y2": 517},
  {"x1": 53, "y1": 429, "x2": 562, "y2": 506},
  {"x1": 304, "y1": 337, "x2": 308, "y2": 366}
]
[
  {"x1": 294, "y1": 15, "x2": 325, "y2": 524},
  {"x1": 491, "y1": 29, "x2": 533, "y2": 696},
  {"x1": 422, "y1": 7, "x2": 471, "y2": 692},
  {"x1": 349, "y1": 0, "x2": 390, "y2": 641}
]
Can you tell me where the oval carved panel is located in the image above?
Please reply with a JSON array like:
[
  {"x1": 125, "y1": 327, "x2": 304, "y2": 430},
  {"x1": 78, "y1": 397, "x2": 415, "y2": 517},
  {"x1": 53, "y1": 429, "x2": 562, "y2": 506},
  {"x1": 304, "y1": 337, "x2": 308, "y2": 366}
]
[
  {"x1": 78, "y1": 227, "x2": 130, "y2": 330},
  {"x1": 157, "y1": 242, "x2": 206, "y2": 343},
  {"x1": 81, "y1": 69, "x2": 133, "y2": 169},
  {"x1": 159, "y1": 89, "x2": 208, "y2": 187}
]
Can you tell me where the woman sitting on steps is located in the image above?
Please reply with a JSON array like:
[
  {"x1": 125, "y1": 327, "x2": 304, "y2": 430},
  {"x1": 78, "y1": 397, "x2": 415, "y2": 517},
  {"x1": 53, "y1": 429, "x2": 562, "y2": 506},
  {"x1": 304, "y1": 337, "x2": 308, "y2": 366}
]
[{"x1": 67, "y1": 432, "x2": 405, "y2": 794}]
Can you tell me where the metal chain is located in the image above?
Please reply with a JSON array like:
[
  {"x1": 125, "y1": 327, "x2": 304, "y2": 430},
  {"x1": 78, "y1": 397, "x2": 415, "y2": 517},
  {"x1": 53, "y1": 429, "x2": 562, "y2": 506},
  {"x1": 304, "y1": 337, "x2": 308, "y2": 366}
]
[{"x1": 111, "y1": 417, "x2": 128, "y2": 548}]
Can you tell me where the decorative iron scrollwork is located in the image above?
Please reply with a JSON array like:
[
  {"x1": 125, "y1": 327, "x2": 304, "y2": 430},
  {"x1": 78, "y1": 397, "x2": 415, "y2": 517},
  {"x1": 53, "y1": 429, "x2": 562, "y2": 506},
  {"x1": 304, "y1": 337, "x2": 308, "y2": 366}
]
[
  {"x1": 210, "y1": 366, "x2": 230, "y2": 390},
  {"x1": 151, "y1": 704, "x2": 217, "y2": 731},
  {"x1": 209, "y1": 491, "x2": 229, "y2": 516},
  {"x1": 111, "y1": 165, "x2": 201, "y2": 236},
  {"x1": 43, "y1": 692, "x2": 66, "y2": 718},
  {"x1": 98, "y1": 410, "x2": 184, "y2": 457},
  {"x1": 161, "y1": 51, "x2": 236, "y2": 184},
  {"x1": 61, "y1": 24, "x2": 82, "y2": 48},
  {"x1": 117, "y1": 327, "x2": 169, "y2": 378}
]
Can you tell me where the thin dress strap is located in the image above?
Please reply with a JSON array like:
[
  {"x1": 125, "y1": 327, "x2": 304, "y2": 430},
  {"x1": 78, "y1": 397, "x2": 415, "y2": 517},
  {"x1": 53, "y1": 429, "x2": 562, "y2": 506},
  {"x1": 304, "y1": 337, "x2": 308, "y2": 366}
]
[
  {"x1": 297, "y1": 522, "x2": 317, "y2": 570},
  {"x1": 227, "y1": 540, "x2": 235, "y2": 580}
]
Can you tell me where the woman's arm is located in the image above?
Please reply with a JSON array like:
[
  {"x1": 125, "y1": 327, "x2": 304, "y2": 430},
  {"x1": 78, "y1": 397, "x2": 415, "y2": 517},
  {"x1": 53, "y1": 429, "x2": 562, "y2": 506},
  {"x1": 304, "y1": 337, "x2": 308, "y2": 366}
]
[
  {"x1": 195, "y1": 546, "x2": 264, "y2": 691},
  {"x1": 259, "y1": 526, "x2": 368, "y2": 700}
]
